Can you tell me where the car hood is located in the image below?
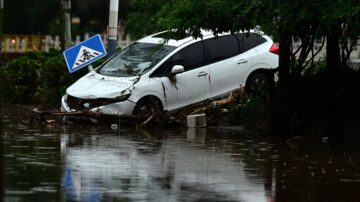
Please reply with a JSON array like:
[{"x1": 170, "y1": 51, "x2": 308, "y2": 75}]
[{"x1": 66, "y1": 73, "x2": 138, "y2": 99}]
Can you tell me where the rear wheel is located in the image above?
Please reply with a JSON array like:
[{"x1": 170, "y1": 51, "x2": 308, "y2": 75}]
[
  {"x1": 246, "y1": 72, "x2": 269, "y2": 96},
  {"x1": 133, "y1": 97, "x2": 163, "y2": 126},
  {"x1": 245, "y1": 71, "x2": 274, "y2": 110}
]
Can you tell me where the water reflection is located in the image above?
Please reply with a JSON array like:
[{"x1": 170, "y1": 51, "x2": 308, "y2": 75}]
[
  {"x1": 60, "y1": 127, "x2": 274, "y2": 202},
  {"x1": 2, "y1": 106, "x2": 360, "y2": 202},
  {"x1": 0, "y1": 115, "x2": 4, "y2": 201},
  {"x1": 1, "y1": 107, "x2": 62, "y2": 202}
]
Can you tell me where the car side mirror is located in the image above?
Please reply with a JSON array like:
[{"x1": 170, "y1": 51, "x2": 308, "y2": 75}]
[{"x1": 171, "y1": 65, "x2": 184, "y2": 74}]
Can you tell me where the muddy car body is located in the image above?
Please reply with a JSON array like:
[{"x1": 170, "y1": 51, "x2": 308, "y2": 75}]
[{"x1": 61, "y1": 30, "x2": 278, "y2": 118}]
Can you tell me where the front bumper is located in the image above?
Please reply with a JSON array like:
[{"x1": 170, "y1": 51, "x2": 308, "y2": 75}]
[{"x1": 61, "y1": 94, "x2": 136, "y2": 117}]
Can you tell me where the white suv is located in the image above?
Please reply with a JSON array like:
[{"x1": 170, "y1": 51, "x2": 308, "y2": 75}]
[{"x1": 61, "y1": 30, "x2": 278, "y2": 119}]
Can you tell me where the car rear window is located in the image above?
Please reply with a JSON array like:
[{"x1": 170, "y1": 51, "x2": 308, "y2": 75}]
[{"x1": 237, "y1": 33, "x2": 267, "y2": 52}]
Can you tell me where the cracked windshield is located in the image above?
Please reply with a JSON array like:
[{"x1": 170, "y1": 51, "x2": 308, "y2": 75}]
[{"x1": 98, "y1": 42, "x2": 176, "y2": 77}]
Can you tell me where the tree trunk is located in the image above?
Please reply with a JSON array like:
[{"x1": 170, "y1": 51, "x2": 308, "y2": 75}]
[
  {"x1": 326, "y1": 25, "x2": 341, "y2": 74},
  {"x1": 269, "y1": 31, "x2": 292, "y2": 134},
  {"x1": 278, "y1": 31, "x2": 291, "y2": 98},
  {"x1": 0, "y1": 0, "x2": 4, "y2": 53},
  {"x1": 61, "y1": 0, "x2": 72, "y2": 49}
]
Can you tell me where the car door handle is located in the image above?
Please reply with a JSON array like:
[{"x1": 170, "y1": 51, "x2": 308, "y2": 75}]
[
  {"x1": 197, "y1": 72, "x2": 208, "y2": 77},
  {"x1": 237, "y1": 59, "x2": 248, "y2": 64}
]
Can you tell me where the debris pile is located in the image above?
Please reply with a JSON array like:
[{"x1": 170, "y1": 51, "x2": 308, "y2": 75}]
[{"x1": 31, "y1": 87, "x2": 249, "y2": 127}]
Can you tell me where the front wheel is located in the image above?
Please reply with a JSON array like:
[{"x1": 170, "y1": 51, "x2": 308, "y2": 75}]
[{"x1": 133, "y1": 97, "x2": 163, "y2": 126}]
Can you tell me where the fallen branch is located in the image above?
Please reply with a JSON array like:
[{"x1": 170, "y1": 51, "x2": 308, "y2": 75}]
[{"x1": 137, "y1": 114, "x2": 155, "y2": 127}]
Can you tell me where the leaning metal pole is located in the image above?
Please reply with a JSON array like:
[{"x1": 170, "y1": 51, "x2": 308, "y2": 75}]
[{"x1": 108, "y1": 0, "x2": 119, "y2": 56}]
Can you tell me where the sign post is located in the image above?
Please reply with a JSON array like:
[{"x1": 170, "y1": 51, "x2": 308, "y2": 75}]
[{"x1": 63, "y1": 34, "x2": 107, "y2": 73}]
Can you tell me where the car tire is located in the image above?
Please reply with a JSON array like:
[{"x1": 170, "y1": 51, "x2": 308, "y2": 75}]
[
  {"x1": 133, "y1": 97, "x2": 163, "y2": 126},
  {"x1": 246, "y1": 72, "x2": 269, "y2": 94}
]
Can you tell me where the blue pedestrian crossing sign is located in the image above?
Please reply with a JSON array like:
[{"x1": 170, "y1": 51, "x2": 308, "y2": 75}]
[{"x1": 63, "y1": 34, "x2": 107, "y2": 73}]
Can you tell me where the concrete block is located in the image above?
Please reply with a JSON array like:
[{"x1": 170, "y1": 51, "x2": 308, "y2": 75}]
[{"x1": 187, "y1": 113, "x2": 206, "y2": 128}]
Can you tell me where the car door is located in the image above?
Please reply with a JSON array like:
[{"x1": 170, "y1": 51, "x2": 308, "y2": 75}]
[
  {"x1": 151, "y1": 42, "x2": 210, "y2": 111},
  {"x1": 206, "y1": 35, "x2": 251, "y2": 98}
]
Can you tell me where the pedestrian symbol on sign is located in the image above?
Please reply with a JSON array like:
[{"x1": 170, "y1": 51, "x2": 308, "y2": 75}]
[
  {"x1": 73, "y1": 46, "x2": 102, "y2": 69},
  {"x1": 81, "y1": 49, "x2": 91, "y2": 61}
]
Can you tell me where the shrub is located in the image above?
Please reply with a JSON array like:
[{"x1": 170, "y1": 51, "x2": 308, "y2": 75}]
[{"x1": 0, "y1": 50, "x2": 88, "y2": 108}]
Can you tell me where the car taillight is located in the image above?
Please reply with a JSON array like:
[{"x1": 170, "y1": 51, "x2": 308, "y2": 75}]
[{"x1": 269, "y1": 43, "x2": 279, "y2": 55}]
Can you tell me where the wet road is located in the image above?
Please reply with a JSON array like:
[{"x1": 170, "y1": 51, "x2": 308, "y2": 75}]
[{"x1": 1, "y1": 106, "x2": 360, "y2": 201}]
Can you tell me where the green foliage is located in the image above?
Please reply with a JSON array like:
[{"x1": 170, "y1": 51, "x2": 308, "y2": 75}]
[
  {"x1": 125, "y1": 0, "x2": 169, "y2": 40},
  {"x1": 0, "y1": 51, "x2": 86, "y2": 108},
  {"x1": 156, "y1": 0, "x2": 265, "y2": 38}
]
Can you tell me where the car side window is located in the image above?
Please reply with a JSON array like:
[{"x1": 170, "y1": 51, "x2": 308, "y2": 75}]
[
  {"x1": 151, "y1": 42, "x2": 204, "y2": 77},
  {"x1": 204, "y1": 35, "x2": 240, "y2": 64},
  {"x1": 151, "y1": 57, "x2": 174, "y2": 77},
  {"x1": 237, "y1": 33, "x2": 267, "y2": 52},
  {"x1": 172, "y1": 42, "x2": 204, "y2": 71}
]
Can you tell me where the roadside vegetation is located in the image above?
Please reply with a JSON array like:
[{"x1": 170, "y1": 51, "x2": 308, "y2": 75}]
[{"x1": 0, "y1": 51, "x2": 90, "y2": 108}]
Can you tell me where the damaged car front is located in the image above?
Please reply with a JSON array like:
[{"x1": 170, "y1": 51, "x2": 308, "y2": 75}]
[
  {"x1": 61, "y1": 73, "x2": 137, "y2": 116},
  {"x1": 61, "y1": 41, "x2": 176, "y2": 119}
]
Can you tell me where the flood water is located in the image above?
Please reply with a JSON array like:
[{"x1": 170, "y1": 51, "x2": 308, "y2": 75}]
[{"x1": 1, "y1": 106, "x2": 360, "y2": 202}]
